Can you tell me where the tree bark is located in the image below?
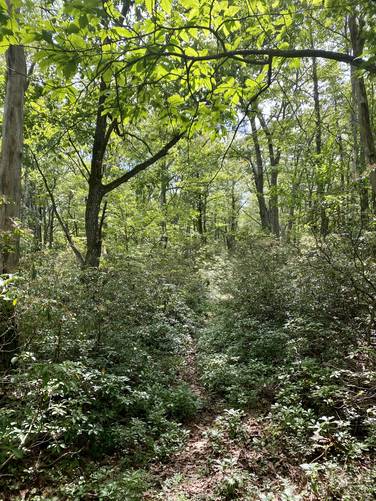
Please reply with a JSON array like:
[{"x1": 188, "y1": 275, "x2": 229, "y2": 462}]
[
  {"x1": 82, "y1": 84, "x2": 183, "y2": 266},
  {"x1": 312, "y1": 56, "x2": 329, "y2": 236},
  {"x1": 226, "y1": 180, "x2": 238, "y2": 252},
  {"x1": 0, "y1": 32, "x2": 26, "y2": 371},
  {"x1": 250, "y1": 114, "x2": 271, "y2": 232},
  {"x1": 0, "y1": 45, "x2": 26, "y2": 273},
  {"x1": 257, "y1": 110, "x2": 281, "y2": 237},
  {"x1": 349, "y1": 15, "x2": 376, "y2": 218},
  {"x1": 159, "y1": 161, "x2": 169, "y2": 248},
  {"x1": 83, "y1": 79, "x2": 108, "y2": 268}
]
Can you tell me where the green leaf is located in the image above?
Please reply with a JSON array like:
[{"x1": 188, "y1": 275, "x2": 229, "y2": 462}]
[
  {"x1": 68, "y1": 33, "x2": 86, "y2": 49},
  {"x1": 79, "y1": 15, "x2": 89, "y2": 28},
  {"x1": 62, "y1": 58, "x2": 78, "y2": 79},
  {"x1": 181, "y1": 0, "x2": 196, "y2": 8},
  {"x1": 160, "y1": 0, "x2": 171, "y2": 14},
  {"x1": 65, "y1": 22, "x2": 80, "y2": 34},
  {"x1": 113, "y1": 26, "x2": 133, "y2": 38},
  {"x1": 185, "y1": 47, "x2": 198, "y2": 57},
  {"x1": 145, "y1": 0, "x2": 154, "y2": 14},
  {"x1": 41, "y1": 29, "x2": 53, "y2": 43},
  {"x1": 288, "y1": 58, "x2": 301, "y2": 70},
  {"x1": 168, "y1": 94, "x2": 185, "y2": 105},
  {"x1": 102, "y1": 67, "x2": 112, "y2": 84},
  {"x1": 180, "y1": 31, "x2": 189, "y2": 42}
]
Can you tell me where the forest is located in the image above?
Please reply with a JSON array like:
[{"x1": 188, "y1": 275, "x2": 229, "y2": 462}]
[{"x1": 1, "y1": 0, "x2": 376, "y2": 499}]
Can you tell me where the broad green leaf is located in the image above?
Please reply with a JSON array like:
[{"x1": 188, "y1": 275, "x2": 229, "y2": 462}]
[
  {"x1": 160, "y1": 0, "x2": 171, "y2": 14},
  {"x1": 168, "y1": 94, "x2": 185, "y2": 105},
  {"x1": 180, "y1": 31, "x2": 189, "y2": 42},
  {"x1": 145, "y1": 0, "x2": 154, "y2": 14},
  {"x1": 185, "y1": 47, "x2": 198, "y2": 57},
  {"x1": 181, "y1": 0, "x2": 196, "y2": 8}
]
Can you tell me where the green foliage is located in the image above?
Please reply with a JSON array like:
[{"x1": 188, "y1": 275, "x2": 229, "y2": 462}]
[
  {"x1": 199, "y1": 240, "x2": 291, "y2": 407},
  {"x1": 2, "y1": 0, "x2": 376, "y2": 498},
  {"x1": 0, "y1": 249, "x2": 204, "y2": 496},
  {"x1": 199, "y1": 235, "x2": 376, "y2": 470}
]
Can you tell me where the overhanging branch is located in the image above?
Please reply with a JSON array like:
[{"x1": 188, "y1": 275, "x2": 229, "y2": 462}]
[
  {"x1": 157, "y1": 48, "x2": 376, "y2": 73},
  {"x1": 102, "y1": 132, "x2": 184, "y2": 194}
]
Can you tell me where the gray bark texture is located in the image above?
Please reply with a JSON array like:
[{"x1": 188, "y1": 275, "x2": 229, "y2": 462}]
[{"x1": 0, "y1": 44, "x2": 26, "y2": 273}]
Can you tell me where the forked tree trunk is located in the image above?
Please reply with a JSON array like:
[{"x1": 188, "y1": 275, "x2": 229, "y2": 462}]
[
  {"x1": 84, "y1": 79, "x2": 108, "y2": 268},
  {"x1": 257, "y1": 109, "x2": 281, "y2": 238}
]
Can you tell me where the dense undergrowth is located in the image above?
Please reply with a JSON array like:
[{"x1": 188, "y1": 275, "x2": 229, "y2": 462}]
[
  {"x1": 0, "y1": 249, "x2": 205, "y2": 499},
  {"x1": 198, "y1": 234, "x2": 376, "y2": 499},
  {"x1": 1, "y1": 234, "x2": 376, "y2": 499}
]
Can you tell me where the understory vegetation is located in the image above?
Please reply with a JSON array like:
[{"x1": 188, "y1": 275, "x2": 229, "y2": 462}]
[{"x1": 1, "y1": 236, "x2": 376, "y2": 499}]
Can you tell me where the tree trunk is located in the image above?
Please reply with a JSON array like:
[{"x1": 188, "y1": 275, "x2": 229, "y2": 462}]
[
  {"x1": 196, "y1": 195, "x2": 206, "y2": 238},
  {"x1": 160, "y1": 161, "x2": 169, "y2": 248},
  {"x1": 312, "y1": 56, "x2": 329, "y2": 236},
  {"x1": 357, "y1": 78, "x2": 376, "y2": 206},
  {"x1": 269, "y1": 169, "x2": 280, "y2": 237},
  {"x1": 349, "y1": 15, "x2": 376, "y2": 218},
  {"x1": 250, "y1": 114, "x2": 271, "y2": 232},
  {"x1": 226, "y1": 180, "x2": 238, "y2": 252},
  {"x1": 0, "y1": 45, "x2": 26, "y2": 272},
  {"x1": 82, "y1": 78, "x2": 183, "y2": 267},
  {"x1": 0, "y1": 39, "x2": 26, "y2": 371},
  {"x1": 85, "y1": 184, "x2": 104, "y2": 268},
  {"x1": 257, "y1": 109, "x2": 281, "y2": 237},
  {"x1": 84, "y1": 80, "x2": 108, "y2": 268},
  {"x1": 350, "y1": 67, "x2": 369, "y2": 224}
]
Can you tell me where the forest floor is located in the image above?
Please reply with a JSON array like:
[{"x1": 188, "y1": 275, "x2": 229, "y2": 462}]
[{"x1": 143, "y1": 331, "x2": 265, "y2": 501}]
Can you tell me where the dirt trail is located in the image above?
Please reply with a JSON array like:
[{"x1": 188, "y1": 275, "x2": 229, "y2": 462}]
[
  {"x1": 182, "y1": 332, "x2": 206, "y2": 401},
  {"x1": 145, "y1": 415, "x2": 216, "y2": 500},
  {"x1": 143, "y1": 331, "x2": 262, "y2": 501},
  {"x1": 143, "y1": 328, "x2": 214, "y2": 499}
]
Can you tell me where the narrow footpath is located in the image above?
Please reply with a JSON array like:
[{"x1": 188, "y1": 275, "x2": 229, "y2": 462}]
[{"x1": 143, "y1": 330, "x2": 263, "y2": 501}]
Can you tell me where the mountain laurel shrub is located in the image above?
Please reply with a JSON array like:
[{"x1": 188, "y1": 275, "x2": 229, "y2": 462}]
[
  {"x1": 199, "y1": 236, "x2": 376, "y2": 462},
  {"x1": 0, "y1": 249, "x2": 205, "y2": 491}
]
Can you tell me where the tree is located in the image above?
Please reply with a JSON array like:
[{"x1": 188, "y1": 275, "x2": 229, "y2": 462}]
[
  {"x1": 0, "y1": 7, "x2": 26, "y2": 272},
  {"x1": 0, "y1": 0, "x2": 26, "y2": 371},
  {"x1": 348, "y1": 13, "x2": 376, "y2": 216}
]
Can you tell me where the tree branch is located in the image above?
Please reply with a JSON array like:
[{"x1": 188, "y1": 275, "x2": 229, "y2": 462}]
[
  {"x1": 102, "y1": 132, "x2": 184, "y2": 194},
  {"x1": 157, "y1": 48, "x2": 376, "y2": 73}
]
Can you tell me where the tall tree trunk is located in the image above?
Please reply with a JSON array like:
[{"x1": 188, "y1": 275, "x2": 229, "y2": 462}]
[
  {"x1": 160, "y1": 161, "x2": 169, "y2": 248},
  {"x1": 350, "y1": 67, "x2": 369, "y2": 223},
  {"x1": 226, "y1": 180, "x2": 238, "y2": 252},
  {"x1": 250, "y1": 114, "x2": 271, "y2": 232},
  {"x1": 48, "y1": 206, "x2": 54, "y2": 248},
  {"x1": 312, "y1": 56, "x2": 329, "y2": 236},
  {"x1": 85, "y1": 184, "x2": 105, "y2": 268},
  {"x1": 269, "y1": 169, "x2": 280, "y2": 237},
  {"x1": 84, "y1": 80, "x2": 108, "y2": 268},
  {"x1": 0, "y1": 37, "x2": 26, "y2": 371},
  {"x1": 196, "y1": 195, "x2": 206, "y2": 240},
  {"x1": 349, "y1": 15, "x2": 376, "y2": 219},
  {"x1": 0, "y1": 45, "x2": 26, "y2": 272},
  {"x1": 257, "y1": 109, "x2": 281, "y2": 237},
  {"x1": 83, "y1": 77, "x2": 182, "y2": 267}
]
